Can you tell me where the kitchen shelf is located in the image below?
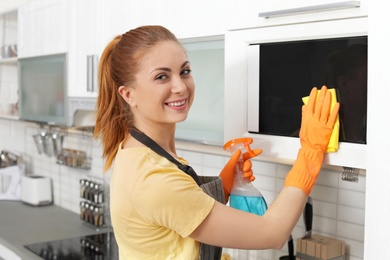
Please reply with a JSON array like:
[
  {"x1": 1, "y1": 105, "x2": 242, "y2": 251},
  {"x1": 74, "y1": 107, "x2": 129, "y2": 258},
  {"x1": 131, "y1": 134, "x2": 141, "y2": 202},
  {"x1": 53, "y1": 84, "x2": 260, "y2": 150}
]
[
  {"x1": 0, "y1": 57, "x2": 17, "y2": 64},
  {"x1": 0, "y1": 114, "x2": 18, "y2": 120}
]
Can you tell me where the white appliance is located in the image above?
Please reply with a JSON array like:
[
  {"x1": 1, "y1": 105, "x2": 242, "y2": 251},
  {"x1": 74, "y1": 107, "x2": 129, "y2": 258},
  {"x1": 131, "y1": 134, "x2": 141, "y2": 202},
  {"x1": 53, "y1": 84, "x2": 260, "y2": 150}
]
[
  {"x1": 21, "y1": 175, "x2": 52, "y2": 206},
  {"x1": 225, "y1": 13, "x2": 368, "y2": 170},
  {"x1": 0, "y1": 165, "x2": 23, "y2": 201}
]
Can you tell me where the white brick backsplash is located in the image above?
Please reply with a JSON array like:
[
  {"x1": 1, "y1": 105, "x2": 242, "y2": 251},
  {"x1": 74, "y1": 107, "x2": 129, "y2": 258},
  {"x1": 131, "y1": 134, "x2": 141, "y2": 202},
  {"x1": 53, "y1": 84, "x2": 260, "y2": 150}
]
[
  {"x1": 313, "y1": 215, "x2": 337, "y2": 234},
  {"x1": 311, "y1": 185, "x2": 339, "y2": 203},
  {"x1": 339, "y1": 189, "x2": 366, "y2": 208},
  {"x1": 0, "y1": 120, "x2": 366, "y2": 259},
  {"x1": 337, "y1": 221, "x2": 365, "y2": 241},
  {"x1": 314, "y1": 200, "x2": 338, "y2": 219},
  {"x1": 338, "y1": 205, "x2": 365, "y2": 225}
]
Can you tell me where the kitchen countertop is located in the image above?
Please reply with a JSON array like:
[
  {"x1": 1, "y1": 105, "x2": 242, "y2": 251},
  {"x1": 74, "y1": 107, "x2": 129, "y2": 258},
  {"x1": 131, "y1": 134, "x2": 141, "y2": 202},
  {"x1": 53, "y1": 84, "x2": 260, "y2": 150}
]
[{"x1": 0, "y1": 201, "x2": 112, "y2": 260}]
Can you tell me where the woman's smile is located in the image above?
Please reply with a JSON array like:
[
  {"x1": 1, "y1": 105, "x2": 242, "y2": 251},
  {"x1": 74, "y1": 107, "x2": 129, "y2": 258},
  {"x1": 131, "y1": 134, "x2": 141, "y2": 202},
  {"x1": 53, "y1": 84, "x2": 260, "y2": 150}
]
[{"x1": 165, "y1": 98, "x2": 187, "y2": 110}]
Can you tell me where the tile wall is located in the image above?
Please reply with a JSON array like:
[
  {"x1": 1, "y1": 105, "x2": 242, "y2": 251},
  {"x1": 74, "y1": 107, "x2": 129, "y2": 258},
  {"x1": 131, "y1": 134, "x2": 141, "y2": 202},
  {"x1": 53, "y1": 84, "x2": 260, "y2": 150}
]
[{"x1": 0, "y1": 119, "x2": 365, "y2": 259}]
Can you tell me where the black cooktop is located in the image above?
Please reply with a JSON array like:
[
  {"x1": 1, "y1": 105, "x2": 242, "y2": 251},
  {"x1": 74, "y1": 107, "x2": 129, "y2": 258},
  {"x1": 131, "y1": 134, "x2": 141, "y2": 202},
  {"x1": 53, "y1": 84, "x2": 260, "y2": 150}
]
[{"x1": 24, "y1": 231, "x2": 118, "y2": 260}]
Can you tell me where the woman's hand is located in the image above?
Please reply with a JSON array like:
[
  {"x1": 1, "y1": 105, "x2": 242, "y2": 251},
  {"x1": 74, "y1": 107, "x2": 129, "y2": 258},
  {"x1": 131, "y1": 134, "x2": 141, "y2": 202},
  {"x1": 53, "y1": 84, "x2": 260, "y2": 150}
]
[
  {"x1": 299, "y1": 86, "x2": 340, "y2": 152},
  {"x1": 219, "y1": 148, "x2": 262, "y2": 203},
  {"x1": 285, "y1": 86, "x2": 340, "y2": 196}
]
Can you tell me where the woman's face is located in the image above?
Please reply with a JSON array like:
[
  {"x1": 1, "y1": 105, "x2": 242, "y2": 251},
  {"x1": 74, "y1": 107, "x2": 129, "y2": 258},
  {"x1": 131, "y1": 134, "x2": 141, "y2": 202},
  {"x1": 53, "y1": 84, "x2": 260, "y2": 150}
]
[{"x1": 123, "y1": 41, "x2": 195, "y2": 127}]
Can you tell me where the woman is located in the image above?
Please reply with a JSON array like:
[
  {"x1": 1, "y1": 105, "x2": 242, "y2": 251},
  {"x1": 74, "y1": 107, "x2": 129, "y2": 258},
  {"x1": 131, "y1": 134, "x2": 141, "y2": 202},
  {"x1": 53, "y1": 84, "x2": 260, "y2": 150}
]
[{"x1": 94, "y1": 25, "x2": 339, "y2": 259}]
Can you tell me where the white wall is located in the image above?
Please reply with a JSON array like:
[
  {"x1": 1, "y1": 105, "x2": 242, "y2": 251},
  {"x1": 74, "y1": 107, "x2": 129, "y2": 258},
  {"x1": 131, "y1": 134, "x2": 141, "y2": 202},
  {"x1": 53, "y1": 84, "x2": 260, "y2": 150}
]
[{"x1": 364, "y1": 0, "x2": 390, "y2": 258}]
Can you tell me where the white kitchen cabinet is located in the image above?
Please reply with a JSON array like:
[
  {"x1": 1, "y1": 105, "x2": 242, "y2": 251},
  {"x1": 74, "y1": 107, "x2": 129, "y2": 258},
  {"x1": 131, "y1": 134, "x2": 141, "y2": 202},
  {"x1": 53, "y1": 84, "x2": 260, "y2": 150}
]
[
  {"x1": 67, "y1": 0, "x2": 104, "y2": 97},
  {"x1": 18, "y1": 0, "x2": 105, "y2": 98},
  {"x1": 102, "y1": 0, "x2": 227, "y2": 40},
  {"x1": 17, "y1": 0, "x2": 69, "y2": 58},
  {"x1": 0, "y1": 9, "x2": 19, "y2": 119},
  {"x1": 226, "y1": 0, "x2": 368, "y2": 31}
]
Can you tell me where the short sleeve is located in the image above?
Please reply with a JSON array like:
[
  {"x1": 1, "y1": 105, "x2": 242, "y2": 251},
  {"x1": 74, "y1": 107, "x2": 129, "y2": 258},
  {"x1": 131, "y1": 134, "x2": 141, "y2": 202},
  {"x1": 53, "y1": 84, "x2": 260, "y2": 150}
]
[{"x1": 132, "y1": 168, "x2": 215, "y2": 238}]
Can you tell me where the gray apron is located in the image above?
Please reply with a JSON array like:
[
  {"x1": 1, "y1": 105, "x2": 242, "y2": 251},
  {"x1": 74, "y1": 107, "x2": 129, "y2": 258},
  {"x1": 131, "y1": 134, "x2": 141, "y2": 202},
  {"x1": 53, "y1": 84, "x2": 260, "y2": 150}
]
[
  {"x1": 130, "y1": 129, "x2": 224, "y2": 260},
  {"x1": 198, "y1": 176, "x2": 225, "y2": 260}
]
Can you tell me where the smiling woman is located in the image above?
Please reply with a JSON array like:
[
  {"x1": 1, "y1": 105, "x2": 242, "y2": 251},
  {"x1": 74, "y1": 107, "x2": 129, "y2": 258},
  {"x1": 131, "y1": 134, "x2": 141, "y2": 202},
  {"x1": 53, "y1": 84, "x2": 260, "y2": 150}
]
[{"x1": 93, "y1": 25, "x2": 338, "y2": 260}]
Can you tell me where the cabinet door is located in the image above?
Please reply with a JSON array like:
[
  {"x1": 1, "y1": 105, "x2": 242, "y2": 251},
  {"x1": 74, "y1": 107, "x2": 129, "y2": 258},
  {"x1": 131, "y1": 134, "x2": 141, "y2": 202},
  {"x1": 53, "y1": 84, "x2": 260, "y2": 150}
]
[
  {"x1": 18, "y1": 0, "x2": 69, "y2": 57},
  {"x1": 67, "y1": 0, "x2": 103, "y2": 97},
  {"x1": 102, "y1": 0, "x2": 226, "y2": 40}
]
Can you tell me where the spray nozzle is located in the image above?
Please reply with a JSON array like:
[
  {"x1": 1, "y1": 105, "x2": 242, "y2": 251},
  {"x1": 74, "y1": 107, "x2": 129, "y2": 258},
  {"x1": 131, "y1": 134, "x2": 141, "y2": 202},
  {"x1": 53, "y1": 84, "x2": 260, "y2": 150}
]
[{"x1": 223, "y1": 138, "x2": 257, "y2": 158}]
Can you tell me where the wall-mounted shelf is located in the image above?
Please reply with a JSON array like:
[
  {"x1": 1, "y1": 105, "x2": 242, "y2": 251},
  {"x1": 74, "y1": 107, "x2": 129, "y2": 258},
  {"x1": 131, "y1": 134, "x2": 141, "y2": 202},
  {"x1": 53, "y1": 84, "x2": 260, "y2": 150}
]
[
  {"x1": 0, "y1": 115, "x2": 18, "y2": 120},
  {"x1": 0, "y1": 57, "x2": 17, "y2": 64}
]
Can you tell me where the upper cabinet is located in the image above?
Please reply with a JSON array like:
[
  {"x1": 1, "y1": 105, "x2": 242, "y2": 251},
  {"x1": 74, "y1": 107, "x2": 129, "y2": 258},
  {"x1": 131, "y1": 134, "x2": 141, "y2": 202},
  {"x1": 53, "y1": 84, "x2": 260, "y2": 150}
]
[
  {"x1": 16, "y1": 0, "x2": 229, "y2": 99},
  {"x1": 18, "y1": 0, "x2": 104, "y2": 98},
  {"x1": 18, "y1": 0, "x2": 69, "y2": 57},
  {"x1": 226, "y1": 0, "x2": 368, "y2": 31},
  {"x1": 67, "y1": 0, "x2": 104, "y2": 97},
  {"x1": 0, "y1": 9, "x2": 19, "y2": 119},
  {"x1": 99, "y1": 0, "x2": 227, "y2": 40}
]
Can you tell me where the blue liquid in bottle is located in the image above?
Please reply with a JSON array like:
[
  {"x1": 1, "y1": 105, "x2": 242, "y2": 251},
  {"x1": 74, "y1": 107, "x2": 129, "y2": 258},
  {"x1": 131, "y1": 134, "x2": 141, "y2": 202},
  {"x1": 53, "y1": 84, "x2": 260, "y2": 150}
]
[
  {"x1": 224, "y1": 137, "x2": 267, "y2": 216},
  {"x1": 230, "y1": 194, "x2": 268, "y2": 216}
]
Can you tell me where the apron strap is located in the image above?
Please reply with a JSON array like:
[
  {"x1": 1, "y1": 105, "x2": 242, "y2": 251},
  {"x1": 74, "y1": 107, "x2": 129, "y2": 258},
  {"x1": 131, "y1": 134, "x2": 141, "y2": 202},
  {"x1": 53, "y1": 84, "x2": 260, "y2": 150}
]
[{"x1": 130, "y1": 128, "x2": 203, "y2": 186}]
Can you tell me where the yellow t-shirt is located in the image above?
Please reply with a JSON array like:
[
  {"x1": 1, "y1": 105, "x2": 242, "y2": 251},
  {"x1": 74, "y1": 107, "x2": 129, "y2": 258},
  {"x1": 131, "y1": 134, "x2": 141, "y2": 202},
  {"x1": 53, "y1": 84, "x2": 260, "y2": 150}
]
[{"x1": 110, "y1": 144, "x2": 215, "y2": 260}]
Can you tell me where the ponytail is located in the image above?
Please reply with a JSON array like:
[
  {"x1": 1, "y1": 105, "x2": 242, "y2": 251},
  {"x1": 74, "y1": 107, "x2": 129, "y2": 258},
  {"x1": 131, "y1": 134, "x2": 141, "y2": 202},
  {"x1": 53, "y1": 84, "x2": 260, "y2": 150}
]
[{"x1": 94, "y1": 36, "x2": 132, "y2": 172}]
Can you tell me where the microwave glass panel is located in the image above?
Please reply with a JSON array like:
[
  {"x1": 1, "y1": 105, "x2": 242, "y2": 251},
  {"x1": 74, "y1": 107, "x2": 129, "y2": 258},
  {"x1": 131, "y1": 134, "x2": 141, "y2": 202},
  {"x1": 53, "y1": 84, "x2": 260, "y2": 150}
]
[{"x1": 255, "y1": 36, "x2": 367, "y2": 144}]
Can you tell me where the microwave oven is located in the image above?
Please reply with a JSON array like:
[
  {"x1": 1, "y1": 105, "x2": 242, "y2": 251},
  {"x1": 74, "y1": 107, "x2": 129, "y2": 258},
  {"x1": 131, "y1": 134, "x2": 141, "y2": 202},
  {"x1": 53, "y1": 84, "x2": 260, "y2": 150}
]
[
  {"x1": 225, "y1": 17, "x2": 368, "y2": 169},
  {"x1": 247, "y1": 36, "x2": 367, "y2": 144}
]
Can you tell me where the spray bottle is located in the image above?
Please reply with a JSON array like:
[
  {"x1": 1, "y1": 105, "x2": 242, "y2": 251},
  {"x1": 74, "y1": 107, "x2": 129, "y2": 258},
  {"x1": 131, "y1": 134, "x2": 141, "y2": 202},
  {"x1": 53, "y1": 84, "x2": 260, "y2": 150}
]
[{"x1": 223, "y1": 138, "x2": 268, "y2": 216}]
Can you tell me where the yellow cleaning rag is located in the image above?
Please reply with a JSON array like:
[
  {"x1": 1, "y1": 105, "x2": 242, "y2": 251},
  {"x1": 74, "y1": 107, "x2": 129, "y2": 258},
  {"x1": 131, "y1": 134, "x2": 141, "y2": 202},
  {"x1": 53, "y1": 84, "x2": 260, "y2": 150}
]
[{"x1": 302, "y1": 88, "x2": 339, "y2": 153}]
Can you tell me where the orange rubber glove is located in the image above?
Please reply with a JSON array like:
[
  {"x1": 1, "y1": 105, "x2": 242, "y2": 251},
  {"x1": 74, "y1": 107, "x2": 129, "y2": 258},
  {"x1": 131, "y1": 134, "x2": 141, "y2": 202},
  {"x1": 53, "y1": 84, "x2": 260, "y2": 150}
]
[
  {"x1": 220, "y1": 148, "x2": 262, "y2": 203},
  {"x1": 285, "y1": 86, "x2": 340, "y2": 196}
]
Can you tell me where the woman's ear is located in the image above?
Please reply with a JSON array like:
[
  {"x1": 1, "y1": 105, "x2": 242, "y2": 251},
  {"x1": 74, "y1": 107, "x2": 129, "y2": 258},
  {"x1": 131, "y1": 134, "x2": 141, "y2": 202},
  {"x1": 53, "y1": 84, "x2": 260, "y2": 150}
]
[{"x1": 118, "y1": 85, "x2": 136, "y2": 107}]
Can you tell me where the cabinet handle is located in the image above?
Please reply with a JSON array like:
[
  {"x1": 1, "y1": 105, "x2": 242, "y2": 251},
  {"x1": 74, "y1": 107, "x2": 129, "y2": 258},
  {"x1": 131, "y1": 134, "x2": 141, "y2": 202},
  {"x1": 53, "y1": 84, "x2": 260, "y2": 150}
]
[
  {"x1": 87, "y1": 55, "x2": 99, "y2": 92},
  {"x1": 258, "y1": 1, "x2": 360, "y2": 18}
]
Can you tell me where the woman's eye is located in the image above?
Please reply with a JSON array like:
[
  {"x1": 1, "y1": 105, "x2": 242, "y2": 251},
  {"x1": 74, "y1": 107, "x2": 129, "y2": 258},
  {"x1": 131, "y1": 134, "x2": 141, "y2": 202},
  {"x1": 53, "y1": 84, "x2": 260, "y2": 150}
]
[
  {"x1": 156, "y1": 74, "x2": 168, "y2": 80},
  {"x1": 181, "y1": 68, "x2": 191, "y2": 76}
]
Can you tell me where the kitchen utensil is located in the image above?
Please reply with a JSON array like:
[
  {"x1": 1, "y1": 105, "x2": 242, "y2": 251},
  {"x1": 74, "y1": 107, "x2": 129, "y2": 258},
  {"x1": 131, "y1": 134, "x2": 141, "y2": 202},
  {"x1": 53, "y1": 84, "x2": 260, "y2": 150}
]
[
  {"x1": 43, "y1": 132, "x2": 55, "y2": 157},
  {"x1": 0, "y1": 150, "x2": 19, "y2": 168},
  {"x1": 288, "y1": 235, "x2": 295, "y2": 259},
  {"x1": 296, "y1": 234, "x2": 346, "y2": 259},
  {"x1": 1, "y1": 44, "x2": 17, "y2": 58},
  {"x1": 51, "y1": 132, "x2": 64, "y2": 156},
  {"x1": 279, "y1": 234, "x2": 295, "y2": 260},
  {"x1": 302, "y1": 196, "x2": 313, "y2": 239},
  {"x1": 33, "y1": 133, "x2": 44, "y2": 154}
]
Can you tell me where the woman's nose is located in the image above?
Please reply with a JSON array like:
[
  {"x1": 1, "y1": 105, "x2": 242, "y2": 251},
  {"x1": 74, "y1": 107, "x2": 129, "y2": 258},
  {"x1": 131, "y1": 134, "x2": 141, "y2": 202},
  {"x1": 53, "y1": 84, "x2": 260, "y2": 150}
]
[{"x1": 171, "y1": 76, "x2": 187, "y2": 93}]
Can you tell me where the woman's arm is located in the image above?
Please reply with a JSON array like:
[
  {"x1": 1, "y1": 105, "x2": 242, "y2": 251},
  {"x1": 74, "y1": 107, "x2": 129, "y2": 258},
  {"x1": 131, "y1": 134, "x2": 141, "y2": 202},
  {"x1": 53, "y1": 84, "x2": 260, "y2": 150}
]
[
  {"x1": 190, "y1": 86, "x2": 339, "y2": 249},
  {"x1": 190, "y1": 186, "x2": 306, "y2": 250}
]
